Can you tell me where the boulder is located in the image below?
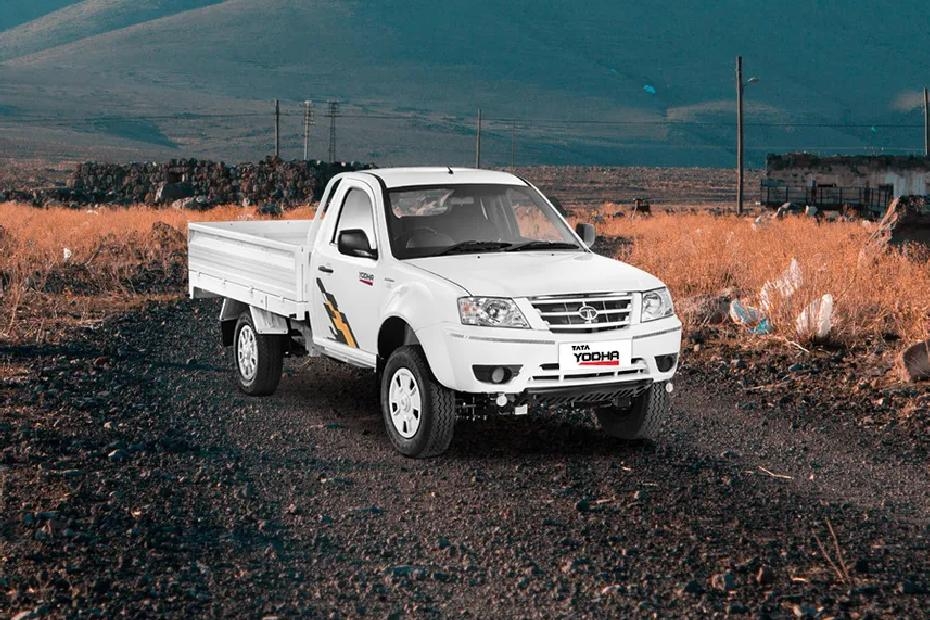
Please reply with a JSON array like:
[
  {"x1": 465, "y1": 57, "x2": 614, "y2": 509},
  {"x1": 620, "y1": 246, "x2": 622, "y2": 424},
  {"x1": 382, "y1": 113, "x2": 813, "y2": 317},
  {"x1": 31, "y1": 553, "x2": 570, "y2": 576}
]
[
  {"x1": 679, "y1": 294, "x2": 730, "y2": 326},
  {"x1": 259, "y1": 203, "x2": 284, "y2": 218},
  {"x1": 155, "y1": 182, "x2": 195, "y2": 204},
  {"x1": 899, "y1": 339, "x2": 930, "y2": 383},
  {"x1": 862, "y1": 196, "x2": 930, "y2": 256}
]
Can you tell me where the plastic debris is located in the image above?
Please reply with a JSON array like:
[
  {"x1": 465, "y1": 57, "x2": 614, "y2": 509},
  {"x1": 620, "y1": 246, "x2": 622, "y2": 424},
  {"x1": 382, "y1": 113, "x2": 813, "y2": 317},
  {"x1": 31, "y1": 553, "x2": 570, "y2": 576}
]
[
  {"x1": 62, "y1": 248, "x2": 73, "y2": 263},
  {"x1": 642, "y1": 84, "x2": 657, "y2": 95},
  {"x1": 760, "y1": 258, "x2": 802, "y2": 313},
  {"x1": 795, "y1": 294, "x2": 834, "y2": 340},
  {"x1": 729, "y1": 299, "x2": 771, "y2": 334}
]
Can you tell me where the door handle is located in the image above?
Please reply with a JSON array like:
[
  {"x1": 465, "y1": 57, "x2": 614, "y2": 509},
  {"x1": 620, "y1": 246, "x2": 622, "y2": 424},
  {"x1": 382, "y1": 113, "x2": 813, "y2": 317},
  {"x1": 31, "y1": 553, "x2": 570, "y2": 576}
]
[{"x1": 318, "y1": 265, "x2": 334, "y2": 274}]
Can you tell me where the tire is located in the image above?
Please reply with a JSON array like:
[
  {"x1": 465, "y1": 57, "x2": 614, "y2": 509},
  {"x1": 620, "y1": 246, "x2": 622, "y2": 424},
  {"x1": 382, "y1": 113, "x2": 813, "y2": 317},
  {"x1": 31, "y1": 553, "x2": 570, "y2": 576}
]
[
  {"x1": 595, "y1": 381, "x2": 669, "y2": 440},
  {"x1": 380, "y1": 346, "x2": 456, "y2": 458},
  {"x1": 230, "y1": 311, "x2": 285, "y2": 396}
]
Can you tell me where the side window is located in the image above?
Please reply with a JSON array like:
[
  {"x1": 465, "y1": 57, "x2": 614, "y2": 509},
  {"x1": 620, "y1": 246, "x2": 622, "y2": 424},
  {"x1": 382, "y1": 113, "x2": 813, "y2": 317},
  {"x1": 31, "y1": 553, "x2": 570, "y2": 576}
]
[{"x1": 333, "y1": 188, "x2": 377, "y2": 249}]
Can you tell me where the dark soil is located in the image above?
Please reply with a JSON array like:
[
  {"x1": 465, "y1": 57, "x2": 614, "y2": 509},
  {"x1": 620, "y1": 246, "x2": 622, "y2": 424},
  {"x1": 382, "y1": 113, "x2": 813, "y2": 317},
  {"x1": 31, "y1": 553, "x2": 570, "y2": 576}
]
[{"x1": 2, "y1": 298, "x2": 929, "y2": 618}]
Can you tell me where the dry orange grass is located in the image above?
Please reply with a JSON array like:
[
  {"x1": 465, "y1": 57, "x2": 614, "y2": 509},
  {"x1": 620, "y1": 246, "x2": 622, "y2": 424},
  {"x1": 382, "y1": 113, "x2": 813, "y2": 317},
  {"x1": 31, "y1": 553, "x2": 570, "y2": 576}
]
[
  {"x1": 592, "y1": 211, "x2": 930, "y2": 345},
  {"x1": 2, "y1": 202, "x2": 929, "y2": 348},
  {"x1": 0, "y1": 202, "x2": 314, "y2": 343}
]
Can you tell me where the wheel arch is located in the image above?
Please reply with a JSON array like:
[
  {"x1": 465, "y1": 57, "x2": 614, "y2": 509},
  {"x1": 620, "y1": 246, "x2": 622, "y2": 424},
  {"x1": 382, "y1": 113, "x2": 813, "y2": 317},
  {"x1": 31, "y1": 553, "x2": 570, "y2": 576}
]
[
  {"x1": 220, "y1": 299, "x2": 249, "y2": 346},
  {"x1": 377, "y1": 315, "x2": 420, "y2": 373},
  {"x1": 220, "y1": 299, "x2": 290, "y2": 346}
]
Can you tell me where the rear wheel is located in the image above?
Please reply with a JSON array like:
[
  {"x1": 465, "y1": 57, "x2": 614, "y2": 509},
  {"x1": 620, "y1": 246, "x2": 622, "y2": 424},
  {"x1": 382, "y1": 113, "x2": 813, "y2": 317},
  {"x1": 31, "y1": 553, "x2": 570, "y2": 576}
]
[
  {"x1": 595, "y1": 381, "x2": 669, "y2": 440},
  {"x1": 231, "y1": 311, "x2": 284, "y2": 396},
  {"x1": 380, "y1": 346, "x2": 455, "y2": 458}
]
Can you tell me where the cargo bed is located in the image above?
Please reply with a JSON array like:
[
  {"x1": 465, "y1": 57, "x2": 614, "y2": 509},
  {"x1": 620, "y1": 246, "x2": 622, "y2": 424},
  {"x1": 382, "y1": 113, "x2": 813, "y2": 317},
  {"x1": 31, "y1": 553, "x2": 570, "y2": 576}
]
[{"x1": 188, "y1": 220, "x2": 314, "y2": 318}]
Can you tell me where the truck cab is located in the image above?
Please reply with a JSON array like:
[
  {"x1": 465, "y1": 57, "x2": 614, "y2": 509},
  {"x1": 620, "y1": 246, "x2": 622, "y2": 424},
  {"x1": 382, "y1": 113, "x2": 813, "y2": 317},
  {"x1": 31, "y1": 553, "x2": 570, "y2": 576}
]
[{"x1": 189, "y1": 168, "x2": 681, "y2": 457}]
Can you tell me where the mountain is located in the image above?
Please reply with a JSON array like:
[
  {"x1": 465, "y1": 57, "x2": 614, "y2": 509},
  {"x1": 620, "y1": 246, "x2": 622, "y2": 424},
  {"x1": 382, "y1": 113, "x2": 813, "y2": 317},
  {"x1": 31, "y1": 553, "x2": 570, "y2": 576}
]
[
  {"x1": 0, "y1": 0, "x2": 928, "y2": 167},
  {"x1": 0, "y1": 0, "x2": 223, "y2": 60},
  {"x1": 0, "y1": 1, "x2": 80, "y2": 31}
]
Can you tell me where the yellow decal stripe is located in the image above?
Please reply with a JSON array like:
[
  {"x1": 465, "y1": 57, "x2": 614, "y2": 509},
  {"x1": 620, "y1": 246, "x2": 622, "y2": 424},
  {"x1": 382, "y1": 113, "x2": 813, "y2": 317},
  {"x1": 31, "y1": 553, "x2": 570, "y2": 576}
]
[{"x1": 323, "y1": 298, "x2": 358, "y2": 348}]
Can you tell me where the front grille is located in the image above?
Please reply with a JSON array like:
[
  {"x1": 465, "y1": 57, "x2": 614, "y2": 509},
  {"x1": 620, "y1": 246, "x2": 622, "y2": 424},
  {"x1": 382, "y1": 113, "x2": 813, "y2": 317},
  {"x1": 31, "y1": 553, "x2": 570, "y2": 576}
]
[{"x1": 529, "y1": 292, "x2": 634, "y2": 334}]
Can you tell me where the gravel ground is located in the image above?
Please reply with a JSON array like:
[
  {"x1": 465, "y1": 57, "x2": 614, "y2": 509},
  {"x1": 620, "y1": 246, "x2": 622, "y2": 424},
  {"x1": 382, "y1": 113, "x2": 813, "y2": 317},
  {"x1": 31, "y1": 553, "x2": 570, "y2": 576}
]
[{"x1": 2, "y1": 298, "x2": 929, "y2": 618}]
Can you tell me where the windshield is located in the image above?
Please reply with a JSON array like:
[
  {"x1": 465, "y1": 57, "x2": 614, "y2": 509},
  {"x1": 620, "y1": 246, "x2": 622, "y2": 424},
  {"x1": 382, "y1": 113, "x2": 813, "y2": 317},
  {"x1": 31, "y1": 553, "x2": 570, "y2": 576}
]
[{"x1": 384, "y1": 183, "x2": 581, "y2": 259}]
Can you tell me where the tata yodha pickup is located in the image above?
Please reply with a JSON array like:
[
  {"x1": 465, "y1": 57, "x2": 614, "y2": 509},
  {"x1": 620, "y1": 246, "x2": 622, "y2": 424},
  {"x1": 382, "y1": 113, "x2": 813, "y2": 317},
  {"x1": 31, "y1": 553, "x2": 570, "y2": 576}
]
[{"x1": 188, "y1": 168, "x2": 681, "y2": 457}]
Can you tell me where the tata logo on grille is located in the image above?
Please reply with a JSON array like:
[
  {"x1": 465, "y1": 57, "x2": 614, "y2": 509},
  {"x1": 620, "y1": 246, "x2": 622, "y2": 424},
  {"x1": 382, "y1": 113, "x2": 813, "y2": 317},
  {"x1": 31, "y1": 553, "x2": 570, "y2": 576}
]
[{"x1": 578, "y1": 305, "x2": 599, "y2": 323}]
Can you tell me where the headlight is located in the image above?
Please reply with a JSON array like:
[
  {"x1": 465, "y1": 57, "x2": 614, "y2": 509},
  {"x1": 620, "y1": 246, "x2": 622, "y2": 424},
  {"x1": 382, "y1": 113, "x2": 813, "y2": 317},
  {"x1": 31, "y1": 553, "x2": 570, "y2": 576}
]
[
  {"x1": 458, "y1": 297, "x2": 529, "y2": 328},
  {"x1": 641, "y1": 288, "x2": 674, "y2": 322}
]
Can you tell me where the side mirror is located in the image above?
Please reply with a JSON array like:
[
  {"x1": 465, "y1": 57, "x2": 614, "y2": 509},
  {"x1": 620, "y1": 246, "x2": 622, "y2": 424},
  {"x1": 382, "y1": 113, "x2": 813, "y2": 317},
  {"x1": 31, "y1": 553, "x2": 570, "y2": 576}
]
[
  {"x1": 576, "y1": 222, "x2": 596, "y2": 248},
  {"x1": 337, "y1": 229, "x2": 378, "y2": 259}
]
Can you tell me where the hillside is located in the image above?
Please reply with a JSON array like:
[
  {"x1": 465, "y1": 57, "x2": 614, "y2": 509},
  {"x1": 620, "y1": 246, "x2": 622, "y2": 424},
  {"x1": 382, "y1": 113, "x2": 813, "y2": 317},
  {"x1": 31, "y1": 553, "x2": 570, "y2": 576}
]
[
  {"x1": 0, "y1": 1, "x2": 79, "y2": 31},
  {"x1": 0, "y1": 0, "x2": 929, "y2": 166},
  {"x1": 0, "y1": 0, "x2": 222, "y2": 60}
]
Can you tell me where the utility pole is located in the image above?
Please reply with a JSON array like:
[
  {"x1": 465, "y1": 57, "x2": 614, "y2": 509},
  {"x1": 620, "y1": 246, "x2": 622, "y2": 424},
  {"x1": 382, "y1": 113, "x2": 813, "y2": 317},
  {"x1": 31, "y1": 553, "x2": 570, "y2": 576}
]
[
  {"x1": 511, "y1": 120, "x2": 516, "y2": 172},
  {"x1": 736, "y1": 56, "x2": 744, "y2": 216},
  {"x1": 328, "y1": 101, "x2": 339, "y2": 162},
  {"x1": 303, "y1": 100, "x2": 314, "y2": 161},
  {"x1": 475, "y1": 107, "x2": 482, "y2": 169},
  {"x1": 274, "y1": 99, "x2": 280, "y2": 158},
  {"x1": 924, "y1": 87, "x2": 929, "y2": 157}
]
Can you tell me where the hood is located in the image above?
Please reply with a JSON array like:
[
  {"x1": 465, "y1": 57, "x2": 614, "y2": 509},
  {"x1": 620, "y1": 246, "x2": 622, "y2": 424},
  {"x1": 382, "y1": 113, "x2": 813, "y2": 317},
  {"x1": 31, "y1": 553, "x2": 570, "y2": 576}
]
[{"x1": 407, "y1": 251, "x2": 664, "y2": 297}]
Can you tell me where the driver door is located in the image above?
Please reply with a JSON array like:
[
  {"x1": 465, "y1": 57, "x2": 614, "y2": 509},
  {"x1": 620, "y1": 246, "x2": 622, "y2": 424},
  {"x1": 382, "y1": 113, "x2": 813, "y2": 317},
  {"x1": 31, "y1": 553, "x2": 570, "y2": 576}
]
[{"x1": 310, "y1": 180, "x2": 385, "y2": 367}]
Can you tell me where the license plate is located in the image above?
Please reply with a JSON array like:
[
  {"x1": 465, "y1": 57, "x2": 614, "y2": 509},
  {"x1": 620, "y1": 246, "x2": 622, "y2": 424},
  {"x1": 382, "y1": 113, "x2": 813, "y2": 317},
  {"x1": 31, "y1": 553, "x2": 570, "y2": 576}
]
[{"x1": 558, "y1": 340, "x2": 632, "y2": 371}]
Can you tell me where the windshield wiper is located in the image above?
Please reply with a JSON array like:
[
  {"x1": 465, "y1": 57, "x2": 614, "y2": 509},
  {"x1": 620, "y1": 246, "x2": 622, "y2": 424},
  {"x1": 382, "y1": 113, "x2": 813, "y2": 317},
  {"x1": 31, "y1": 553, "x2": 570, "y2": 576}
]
[
  {"x1": 503, "y1": 240, "x2": 581, "y2": 252},
  {"x1": 434, "y1": 240, "x2": 513, "y2": 256}
]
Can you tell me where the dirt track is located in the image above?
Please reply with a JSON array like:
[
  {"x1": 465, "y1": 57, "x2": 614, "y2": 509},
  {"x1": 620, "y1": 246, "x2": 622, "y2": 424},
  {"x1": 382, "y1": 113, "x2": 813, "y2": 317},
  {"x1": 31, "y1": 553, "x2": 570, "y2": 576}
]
[{"x1": 2, "y1": 298, "x2": 929, "y2": 618}]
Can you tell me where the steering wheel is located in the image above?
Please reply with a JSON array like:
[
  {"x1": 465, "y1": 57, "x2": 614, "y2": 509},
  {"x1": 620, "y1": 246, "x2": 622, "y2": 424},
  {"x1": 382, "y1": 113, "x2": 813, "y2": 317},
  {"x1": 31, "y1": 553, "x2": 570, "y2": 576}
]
[{"x1": 397, "y1": 227, "x2": 454, "y2": 248}]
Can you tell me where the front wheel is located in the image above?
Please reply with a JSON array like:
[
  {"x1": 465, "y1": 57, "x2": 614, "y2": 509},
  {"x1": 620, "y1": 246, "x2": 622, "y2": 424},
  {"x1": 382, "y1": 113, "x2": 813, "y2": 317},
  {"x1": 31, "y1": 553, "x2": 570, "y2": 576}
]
[
  {"x1": 230, "y1": 311, "x2": 285, "y2": 396},
  {"x1": 380, "y1": 346, "x2": 456, "y2": 458},
  {"x1": 595, "y1": 381, "x2": 670, "y2": 440}
]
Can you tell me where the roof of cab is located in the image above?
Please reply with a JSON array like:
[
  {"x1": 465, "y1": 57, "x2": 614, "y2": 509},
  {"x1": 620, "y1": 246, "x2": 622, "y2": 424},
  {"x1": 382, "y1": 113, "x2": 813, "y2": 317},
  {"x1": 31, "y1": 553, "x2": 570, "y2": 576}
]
[{"x1": 359, "y1": 167, "x2": 526, "y2": 189}]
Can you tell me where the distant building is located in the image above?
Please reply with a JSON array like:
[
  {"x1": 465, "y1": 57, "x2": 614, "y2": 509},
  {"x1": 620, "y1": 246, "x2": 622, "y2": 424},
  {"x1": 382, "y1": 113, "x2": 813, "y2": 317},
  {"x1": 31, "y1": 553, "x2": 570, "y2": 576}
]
[{"x1": 762, "y1": 154, "x2": 930, "y2": 216}]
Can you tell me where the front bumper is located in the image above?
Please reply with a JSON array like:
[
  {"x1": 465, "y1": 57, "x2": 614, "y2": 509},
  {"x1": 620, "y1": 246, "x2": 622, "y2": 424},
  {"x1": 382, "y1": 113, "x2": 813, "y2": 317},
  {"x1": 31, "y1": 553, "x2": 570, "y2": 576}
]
[{"x1": 415, "y1": 316, "x2": 682, "y2": 395}]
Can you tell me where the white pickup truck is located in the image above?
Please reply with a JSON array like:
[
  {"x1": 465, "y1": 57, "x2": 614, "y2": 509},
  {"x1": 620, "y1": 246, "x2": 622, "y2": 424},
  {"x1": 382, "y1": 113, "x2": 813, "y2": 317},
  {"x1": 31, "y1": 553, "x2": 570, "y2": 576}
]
[{"x1": 189, "y1": 168, "x2": 681, "y2": 457}]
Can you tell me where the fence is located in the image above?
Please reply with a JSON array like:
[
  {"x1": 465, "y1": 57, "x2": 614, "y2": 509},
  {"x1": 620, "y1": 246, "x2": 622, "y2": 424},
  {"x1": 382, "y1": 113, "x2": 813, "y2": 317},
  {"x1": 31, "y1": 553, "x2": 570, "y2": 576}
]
[{"x1": 760, "y1": 181, "x2": 894, "y2": 215}]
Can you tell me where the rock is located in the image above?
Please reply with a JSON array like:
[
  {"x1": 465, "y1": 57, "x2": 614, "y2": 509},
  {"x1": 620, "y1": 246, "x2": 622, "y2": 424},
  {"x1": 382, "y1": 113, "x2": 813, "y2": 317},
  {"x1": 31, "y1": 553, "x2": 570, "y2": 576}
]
[
  {"x1": 259, "y1": 203, "x2": 284, "y2": 218},
  {"x1": 171, "y1": 197, "x2": 198, "y2": 210},
  {"x1": 156, "y1": 182, "x2": 195, "y2": 204},
  {"x1": 710, "y1": 570, "x2": 737, "y2": 591},
  {"x1": 898, "y1": 339, "x2": 930, "y2": 382},
  {"x1": 574, "y1": 498, "x2": 592, "y2": 513},
  {"x1": 385, "y1": 565, "x2": 427, "y2": 580},
  {"x1": 727, "y1": 601, "x2": 750, "y2": 615},
  {"x1": 897, "y1": 579, "x2": 925, "y2": 594},
  {"x1": 107, "y1": 449, "x2": 130, "y2": 463},
  {"x1": 756, "y1": 564, "x2": 774, "y2": 585},
  {"x1": 861, "y1": 196, "x2": 930, "y2": 261},
  {"x1": 680, "y1": 579, "x2": 704, "y2": 595},
  {"x1": 679, "y1": 294, "x2": 731, "y2": 326}
]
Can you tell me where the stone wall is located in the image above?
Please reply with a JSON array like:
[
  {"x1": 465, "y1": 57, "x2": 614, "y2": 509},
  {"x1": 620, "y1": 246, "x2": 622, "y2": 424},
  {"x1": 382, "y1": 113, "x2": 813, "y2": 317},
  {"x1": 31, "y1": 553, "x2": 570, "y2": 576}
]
[{"x1": 0, "y1": 158, "x2": 372, "y2": 208}]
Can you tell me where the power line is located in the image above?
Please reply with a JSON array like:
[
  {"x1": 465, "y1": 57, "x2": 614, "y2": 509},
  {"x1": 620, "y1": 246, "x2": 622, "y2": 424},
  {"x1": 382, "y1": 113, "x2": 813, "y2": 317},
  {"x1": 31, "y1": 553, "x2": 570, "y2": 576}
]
[{"x1": 0, "y1": 108, "x2": 925, "y2": 130}]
